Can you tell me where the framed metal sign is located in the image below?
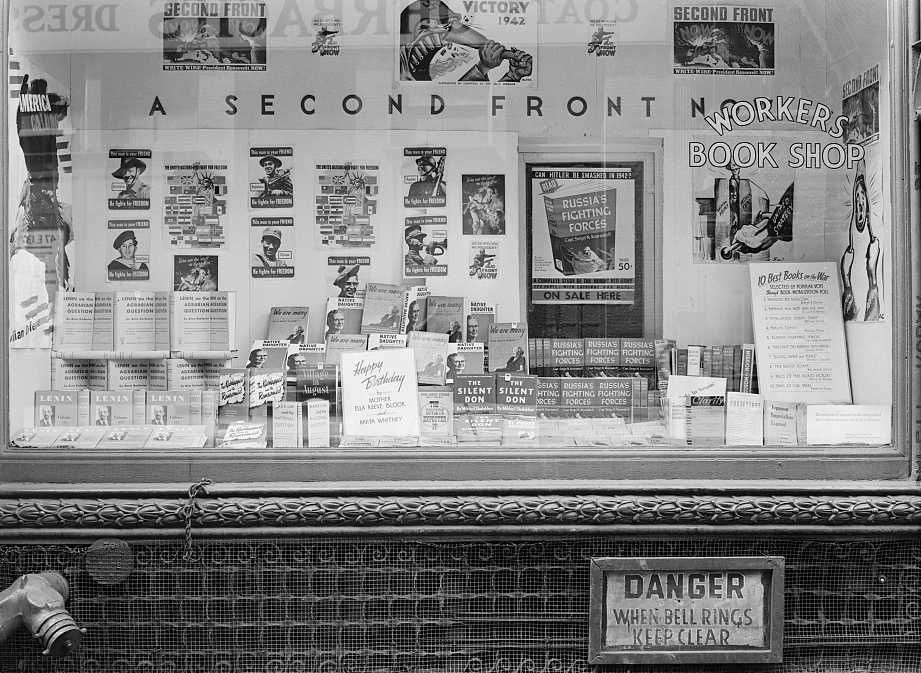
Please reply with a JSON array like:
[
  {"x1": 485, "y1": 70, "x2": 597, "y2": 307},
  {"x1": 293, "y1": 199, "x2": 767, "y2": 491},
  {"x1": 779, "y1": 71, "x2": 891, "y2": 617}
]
[{"x1": 589, "y1": 556, "x2": 784, "y2": 664}]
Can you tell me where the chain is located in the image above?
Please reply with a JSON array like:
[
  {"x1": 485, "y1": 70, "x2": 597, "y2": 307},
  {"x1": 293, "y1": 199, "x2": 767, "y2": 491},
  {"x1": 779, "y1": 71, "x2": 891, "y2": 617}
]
[{"x1": 183, "y1": 477, "x2": 213, "y2": 562}]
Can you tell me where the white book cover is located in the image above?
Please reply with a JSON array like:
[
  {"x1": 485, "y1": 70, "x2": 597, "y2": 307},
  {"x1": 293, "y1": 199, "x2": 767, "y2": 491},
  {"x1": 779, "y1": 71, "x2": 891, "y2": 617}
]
[
  {"x1": 306, "y1": 398, "x2": 330, "y2": 448},
  {"x1": 91, "y1": 293, "x2": 115, "y2": 351},
  {"x1": 341, "y1": 348, "x2": 420, "y2": 438},
  {"x1": 170, "y1": 291, "x2": 235, "y2": 351},
  {"x1": 750, "y1": 262, "x2": 851, "y2": 403},
  {"x1": 55, "y1": 292, "x2": 96, "y2": 350},
  {"x1": 106, "y1": 361, "x2": 151, "y2": 390},
  {"x1": 114, "y1": 291, "x2": 157, "y2": 350},
  {"x1": 725, "y1": 392, "x2": 764, "y2": 446},
  {"x1": 272, "y1": 401, "x2": 303, "y2": 448},
  {"x1": 52, "y1": 359, "x2": 107, "y2": 391}
]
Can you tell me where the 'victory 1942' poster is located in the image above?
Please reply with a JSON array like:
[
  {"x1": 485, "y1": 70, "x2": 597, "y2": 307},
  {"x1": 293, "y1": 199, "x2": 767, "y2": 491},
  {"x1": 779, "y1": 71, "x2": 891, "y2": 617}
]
[
  {"x1": 529, "y1": 166, "x2": 637, "y2": 305},
  {"x1": 396, "y1": 0, "x2": 536, "y2": 85}
]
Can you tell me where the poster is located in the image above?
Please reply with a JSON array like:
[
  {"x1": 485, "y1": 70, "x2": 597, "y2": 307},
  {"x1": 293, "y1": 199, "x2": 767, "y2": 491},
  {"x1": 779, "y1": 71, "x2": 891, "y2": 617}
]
[
  {"x1": 467, "y1": 240, "x2": 499, "y2": 280},
  {"x1": 396, "y1": 0, "x2": 536, "y2": 85},
  {"x1": 163, "y1": 2, "x2": 267, "y2": 71},
  {"x1": 250, "y1": 217, "x2": 294, "y2": 278},
  {"x1": 403, "y1": 147, "x2": 446, "y2": 209},
  {"x1": 9, "y1": 57, "x2": 72, "y2": 348},
  {"x1": 691, "y1": 139, "x2": 795, "y2": 264},
  {"x1": 749, "y1": 261, "x2": 851, "y2": 403},
  {"x1": 326, "y1": 256, "x2": 371, "y2": 299},
  {"x1": 249, "y1": 147, "x2": 293, "y2": 208},
  {"x1": 462, "y1": 174, "x2": 505, "y2": 235},
  {"x1": 315, "y1": 162, "x2": 380, "y2": 247},
  {"x1": 837, "y1": 155, "x2": 884, "y2": 322},
  {"x1": 107, "y1": 149, "x2": 151, "y2": 210},
  {"x1": 673, "y1": 6, "x2": 775, "y2": 75},
  {"x1": 311, "y1": 14, "x2": 342, "y2": 56},
  {"x1": 106, "y1": 220, "x2": 150, "y2": 282},
  {"x1": 842, "y1": 64, "x2": 880, "y2": 145},
  {"x1": 173, "y1": 254, "x2": 219, "y2": 291},
  {"x1": 529, "y1": 166, "x2": 637, "y2": 305},
  {"x1": 587, "y1": 20, "x2": 617, "y2": 57},
  {"x1": 163, "y1": 158, "x2": 228, "y2": 248},
  {"x1": 341, "y1": 349, "x2": 421, "y2": 438},
  {"x1": 403, "y1": 216, "x2": 448, "y2": 277}
]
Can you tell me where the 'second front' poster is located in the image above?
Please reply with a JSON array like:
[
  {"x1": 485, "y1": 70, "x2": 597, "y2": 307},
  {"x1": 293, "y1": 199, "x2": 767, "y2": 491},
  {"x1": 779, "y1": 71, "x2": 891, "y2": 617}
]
[{"x1": 529, "y1": 166, "x2": 637, "y2": 305}]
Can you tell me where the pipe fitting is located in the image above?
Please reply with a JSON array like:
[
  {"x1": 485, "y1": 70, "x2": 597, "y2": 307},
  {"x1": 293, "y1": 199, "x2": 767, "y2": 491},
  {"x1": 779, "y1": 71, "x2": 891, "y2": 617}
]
[{"x1": 0, "y1": 571, "x2": 84, "y2": 657}]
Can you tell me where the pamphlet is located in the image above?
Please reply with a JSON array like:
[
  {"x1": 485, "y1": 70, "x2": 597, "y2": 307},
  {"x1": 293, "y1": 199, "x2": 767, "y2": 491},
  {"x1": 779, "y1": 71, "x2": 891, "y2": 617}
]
[
  {"x1": 267, "y1": 306, "x2": 309, "y2": 343},
  {"x1": 725, "y1": 392, "x2": 764, "y2": 446},
  {"x1": 325, "y1": 297, "x2": 364, "y2": 338},
  {"x1": 408, "y1": 331, "x2": 449, "y2": 385},
  {"x1": 806, "y1": 405, "x2": 891, "y2": 446},
  {"x1": 361, "y1": 283, "x2": 407, "y2": 335}
]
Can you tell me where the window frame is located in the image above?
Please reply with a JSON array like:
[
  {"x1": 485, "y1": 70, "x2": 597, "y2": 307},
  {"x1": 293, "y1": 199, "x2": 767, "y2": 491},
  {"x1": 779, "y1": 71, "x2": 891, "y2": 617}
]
[{"x1": 0, "y1": 0, "x2": 916, "y2": 490}]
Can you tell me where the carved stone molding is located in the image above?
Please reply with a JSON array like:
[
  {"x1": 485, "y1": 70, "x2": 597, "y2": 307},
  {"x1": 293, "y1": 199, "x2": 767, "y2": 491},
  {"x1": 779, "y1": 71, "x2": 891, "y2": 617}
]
[{"x1": 2, "y1": 494, "x2": 921, "y2": 531}]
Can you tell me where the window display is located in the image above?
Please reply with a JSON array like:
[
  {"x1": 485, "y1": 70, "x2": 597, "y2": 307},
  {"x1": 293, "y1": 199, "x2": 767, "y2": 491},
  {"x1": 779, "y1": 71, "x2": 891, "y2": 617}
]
[{"x1": 2, "y1": 0, "x2": 910, "y2": 481}]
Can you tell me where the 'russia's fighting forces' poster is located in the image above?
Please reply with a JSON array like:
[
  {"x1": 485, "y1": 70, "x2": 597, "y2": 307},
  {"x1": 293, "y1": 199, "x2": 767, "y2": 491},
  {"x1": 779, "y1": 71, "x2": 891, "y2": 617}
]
[
  {"x1": 397, "y1": 0, "x2": 536, "y2": 85},
  {"x1": 529, "y1": 167, "x2": 637, "y2": 305},
  {"x1": 673, "y1": 5, "x2": 775, "y2": 75}
]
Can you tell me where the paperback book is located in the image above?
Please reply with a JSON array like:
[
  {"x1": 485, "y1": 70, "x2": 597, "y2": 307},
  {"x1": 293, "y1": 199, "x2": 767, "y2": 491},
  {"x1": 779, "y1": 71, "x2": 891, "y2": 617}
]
[
  {"x1": 488, "y1": 323, "x2": 528, "y2": 374},
  {"x1": 267, "y1": 306, "x2": 310, "y2": 343},
  {"x1": 425, "y1": 295, "x2": 465, "y2": 343},
  {"x1": 408, "y1": 331, "x2": 449, "y2": 385},
  {"x1": 361, "y1": 283, "x2": 407, "y2": 335},
  {"x1": 325, "y1": 297, "x2": 364, "y2": 338}
]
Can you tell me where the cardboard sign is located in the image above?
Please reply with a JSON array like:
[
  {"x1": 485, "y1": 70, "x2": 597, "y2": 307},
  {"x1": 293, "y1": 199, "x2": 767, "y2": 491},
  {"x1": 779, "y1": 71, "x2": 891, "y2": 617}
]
[{"x1": 589, "y1": 557, "x2": 783, "y2": 664}]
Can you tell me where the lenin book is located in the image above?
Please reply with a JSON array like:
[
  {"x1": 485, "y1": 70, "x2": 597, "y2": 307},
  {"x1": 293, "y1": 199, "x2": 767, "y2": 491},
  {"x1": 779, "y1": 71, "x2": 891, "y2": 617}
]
[
  {"x1": 52, "y1": 359, "x2": 107, "y2": 391},
  {"x1": 169, "y1": 291, "x2": 236, "y2": 352},
  {"x1": 113, "y1": 291, "x2": 157, "y2": 351},
  {"x1": 106, "y1": 361, "x2": 151, "y2": 390},
  {"x1": 54, "y1": 292, "x2": 96, "y2": 351},
  {"x1": 34, "y1": 390, "x2": 87, "y2": 427},
  {"x1": 89, "y1": 390, "x2": 133, "y2": 426}
]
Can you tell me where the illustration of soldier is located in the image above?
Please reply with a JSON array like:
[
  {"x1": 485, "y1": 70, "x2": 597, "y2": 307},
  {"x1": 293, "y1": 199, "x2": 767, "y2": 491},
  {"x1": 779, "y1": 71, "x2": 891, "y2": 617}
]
[{"x1": 399, "y1": 0, "x2": 533, "y2": 83}]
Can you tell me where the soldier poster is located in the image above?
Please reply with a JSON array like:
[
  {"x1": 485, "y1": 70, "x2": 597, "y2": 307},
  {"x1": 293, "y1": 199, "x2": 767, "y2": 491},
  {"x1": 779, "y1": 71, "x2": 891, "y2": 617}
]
[
  {"x1": 462, "y1": 174, "x2": 505, "y2": 235},
  {"x1": 250, "y1": 217, "x2": 294, "y2": 278},
  {"x1": 163, "y1": 1, "x2": 267, "y2": 71},
  {"x1": 396, "y1": 0, "x2": 536, "y2": 85},
  {"x1": 326, "y1": 256, "x2": 371, "y2": 299},
  {"x1": 673, "y1": 6, "x2": 775, "y2": 75},
  {"x1": 842, "y1": 65, "x2": 880, "y2": 145},
  {"x1": 529, "y1": 166, "x2": 637, "y2": 305},
  {"x1": 468, "y1": 240, "x2": 499, "y2": 281},
  {"x1": 107, "y1": 149, "x2": 151, "y2": 210},
  {"x1": 403, "y1": 148, "x2": 446, "y2": 209},
  {"x1": 106, "y1": 220, "x2": 150, "y2": 282},
  {"x1": 315, "y1": 162, "x2": 380, "y2": 247},
  {"x1": 403, "y1": 216, "x2": 448, "y2": 278},
  {"x1": 249, "y1": 147, "x2": 293, "y2": 208},
  {"x1": 163, "y1": 158, "x2": 228, "y2": 248}
]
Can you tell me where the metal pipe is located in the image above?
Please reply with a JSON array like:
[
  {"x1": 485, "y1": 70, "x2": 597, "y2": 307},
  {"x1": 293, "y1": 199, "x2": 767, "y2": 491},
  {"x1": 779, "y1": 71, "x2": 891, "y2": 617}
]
[{"x1": 0, "y1": 572, "x2": 83, "y2": 657}]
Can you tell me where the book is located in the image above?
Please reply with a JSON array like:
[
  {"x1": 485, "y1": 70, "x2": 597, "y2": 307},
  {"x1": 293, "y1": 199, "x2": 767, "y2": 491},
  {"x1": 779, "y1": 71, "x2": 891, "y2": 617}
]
[
  {"x1": 54, "y1": 292, "x2": 96, "y2": 350},
  {"x1": 401, "y1": 285, "x2": 430, "y2": 333},
  {"x1": 106, "y1": 361, "x2": 151, "y2": 390},
  {"x1": 306, "y1": 399, "x2": 331, "y2": 448},
  {"x1": 285, "y1": 343, "x2": 327, "y2": 383},
  {"x1": 425, "y1": 295, "x2": 465, "y2": 343},
  {"x1": 546, "y1": 338, "x2": 584, "y2": 377},
  {"x1": 324, "y1": 333, "x2": 368, "y2": 367},
  {"x1": 740, "y1": 343, "x2": 756, "y2": 393},
  {"x1": 266, "y1": 306, "x2": 310, "y2": 343},
  {"x1": 90, "y1": 390, "x2": 133, "y2": 426},
  {"x1": 684, "y1": 395, "x2": 727, "y2": 445},
  {"x1": 408, "y1": 331, "x2": 449, "y2": 385},
  {"x1": 541, "y1": 180, "x2": 617, "y2": 277},
  {"x1": 272, "y1": 400, "x2": 303, "y2": 448},
  {"x1": 341, "y1": 349, "x2": 420, "y2": 438},
  {"x1": 361, "y1": 283, "x2": 407, "y2": 335},
  {"x1": 113, "y1": 291, "x2": 157, "y2": 350},
  {"x1": 620, "y1": 339, "x2": 656, "y2": 369},
  {"x1": 596, "y1": 377, "x2": 642, "y2": 420},
  {"x1": 367, "y1": 334, "x2": 408, "y2": 350},
  {"x1": 144, "y1": 426, "x2": 209, "y2": 449},
  {"x1": 147, "y1": 391, "x2": 193, "y2": 425},
  {"x1": 245, "y1": 340, "x2": 289, "y2": 371},
  {"x1": 52, "y1": 359, "x2": 107, "y2": 390},
  {"x1": 488, "y1": 323, "x2": 528, "y2": 374},
  {"x1": 463, "y1": 300, "x2": 496, "y2": 345},
  {"x1": 495, "y1": 374, "x2": 538, "y2": 414},
  {"x1": 325, "y1": 297, "x2": 364, "y2": 338},
  {"x1": 446, "y1": 342, "x2": 485, "y2": 384},
  {"x1": 294, "y1": 364, "x2": 339, "y2": 410},
  {"x1": 536, "y1": 377, "x2": 562, "y2": 418},
  {"x1": 418, "y1": 389, "x2": 455, "y2": 440},
  {"x1": 453, "y1": 374, "x2": 496, "y2": 414},
  {"x1": 53, "y1": 427, "x2": 107, "y2": 449},
  {"x1": 217, "y1": 369, "x2": 250, "y2": 430},
  {"x1": 560, "y1": 378, "x2": 599, "y2": 417},
  {"x1": 154, "y1": 291, "x2": 171, "y2": 352},
  {"x1": 585, "y1": 338, "x2": 621, "y2": 377},
  {"x1": 749, "y1": 262, "x2": 851, "y2": 403},
  {"x1": 33, "y1": 391, "x2": 85, "y2": 427},
  {"x1": 725, "y1": 392, "x2": 764, "y2": 446},
  {"x1": 165, "y1": 358, "x2": 226, "y2": 390},
  {"x1": 169, "y1": 291, "x2": 235, "y2": 352},
  {"x1": 686, "y1": 345, "x2": 703, "y2": 376},
  {"x1": 97, "y1": 427, "x2": 153, "y2": 450}
]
